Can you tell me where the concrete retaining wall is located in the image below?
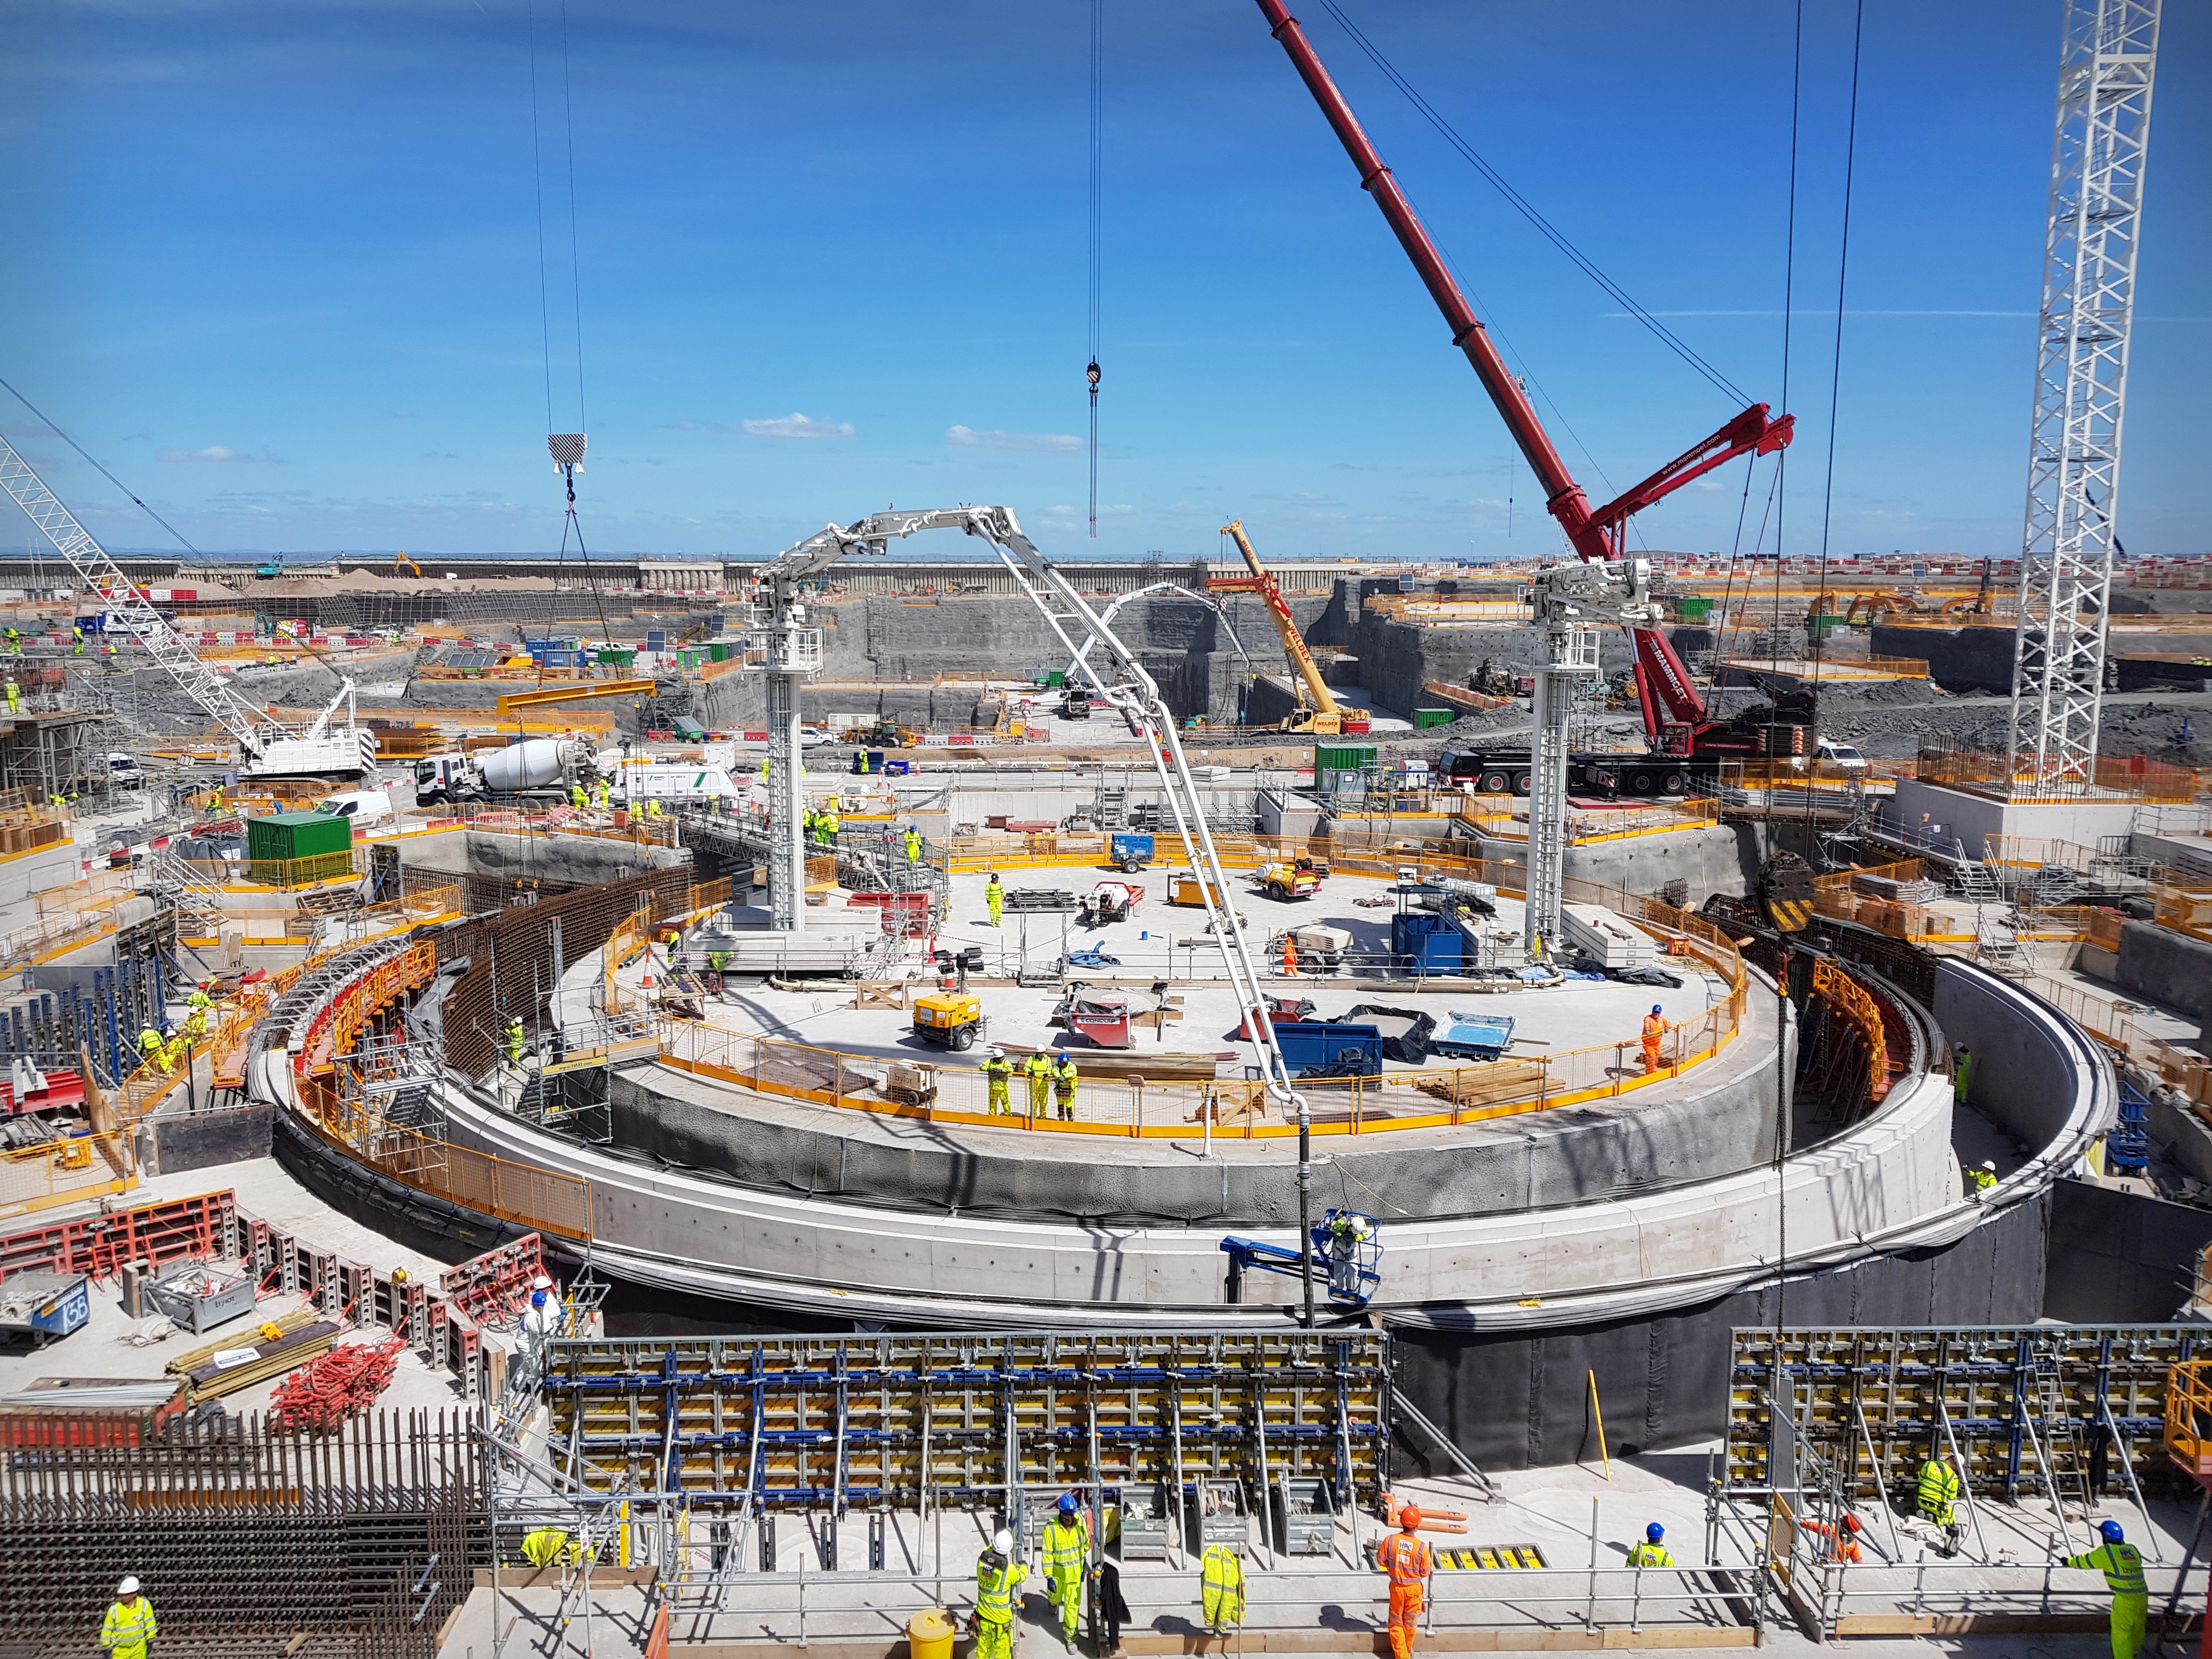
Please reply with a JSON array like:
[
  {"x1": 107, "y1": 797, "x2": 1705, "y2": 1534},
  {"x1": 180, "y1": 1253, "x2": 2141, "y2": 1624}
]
[
  {"x1": 605, "y1": 996, "x2": 1782, "y2": 1227},
  {"x1": 2115, "y1": 921, "x2": 2212, "y2": 1025}
]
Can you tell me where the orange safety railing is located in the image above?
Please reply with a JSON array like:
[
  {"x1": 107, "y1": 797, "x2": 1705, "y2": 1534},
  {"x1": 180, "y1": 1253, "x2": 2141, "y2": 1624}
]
[{"x1": 649, "y1": 890, "x2": 1751, "y2": 1141}]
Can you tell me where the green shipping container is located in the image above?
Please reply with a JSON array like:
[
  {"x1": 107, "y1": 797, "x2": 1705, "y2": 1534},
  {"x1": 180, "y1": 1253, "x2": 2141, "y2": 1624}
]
[
  {"x1": 708, "y1": 642, "x2": 730, "y2": 662},
  {"x1": 1313, "y1": 743, "x2": 1378, "y2": 774},
  {"x1": 1677, "y1": 596, "x2": 1715, "y2": 621},
  {"x1": 1412, "y1": 708, "x2": 1455, "y2": 730},
  {"x1": 247, "y1": 810, "x2": 353, "y2": 863}
]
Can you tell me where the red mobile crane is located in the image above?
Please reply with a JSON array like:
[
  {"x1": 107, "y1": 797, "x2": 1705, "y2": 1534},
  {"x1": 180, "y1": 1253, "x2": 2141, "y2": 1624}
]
[{"x1": 1254, "y1": 1, "x2": 1802, "y2": 778}]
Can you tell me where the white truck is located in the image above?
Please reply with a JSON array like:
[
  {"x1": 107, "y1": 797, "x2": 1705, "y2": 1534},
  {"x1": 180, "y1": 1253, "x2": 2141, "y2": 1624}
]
[
  {"x1": 414, "y1": 738, "x2": 612, "y2": 805},
  {"x1": 612, "y1": 762, "x2": 746, "y2": 811}
]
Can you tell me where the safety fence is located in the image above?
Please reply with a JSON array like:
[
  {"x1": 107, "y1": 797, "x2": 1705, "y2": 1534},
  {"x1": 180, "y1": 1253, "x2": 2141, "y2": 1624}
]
[
  {"x1": 650, "y1": 896, "x2": 1748, "y2": 1140},
  {"x1": 1913, "y1": 745, "x2": 2205, "y2": 803},
  {"x1": 1457, "y1": 797, "x2": 1722, "y2": 843},
  {"x1": 0, "y1": 1129, "x2": 134, "y2": 1220},
  {"x1": 603, "y1": 876, "x2": 742, "y2": 1015}
]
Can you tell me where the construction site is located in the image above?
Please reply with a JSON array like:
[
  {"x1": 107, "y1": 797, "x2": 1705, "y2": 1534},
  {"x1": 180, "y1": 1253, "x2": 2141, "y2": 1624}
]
[{"x1": 1, "y1": 1, "x2": 2205, "y2": 1656}]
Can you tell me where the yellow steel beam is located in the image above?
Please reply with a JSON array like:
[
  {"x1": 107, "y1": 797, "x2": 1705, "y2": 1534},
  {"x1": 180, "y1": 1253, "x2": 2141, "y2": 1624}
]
[{"x1": 494, "y1": 678, "x2": 658, "y2": 716}]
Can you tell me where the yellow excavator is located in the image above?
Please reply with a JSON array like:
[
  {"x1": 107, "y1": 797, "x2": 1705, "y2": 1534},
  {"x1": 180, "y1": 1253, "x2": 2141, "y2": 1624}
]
[
  {"x1": 1208, "y1": 520, "x2": 1369, "y2": 736},
  {"x1": 393, "y1": 551, "x2": 423, "y2": 577}
]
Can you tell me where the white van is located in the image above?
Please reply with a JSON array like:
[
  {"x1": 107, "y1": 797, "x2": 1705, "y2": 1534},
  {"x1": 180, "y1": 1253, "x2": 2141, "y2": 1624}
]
[
  {"x1": 314, "y1": 788, "x2": 395, "y2": 828},
  {"x1": 105, "y1": 753, "x2": 145, "y2": 788}
]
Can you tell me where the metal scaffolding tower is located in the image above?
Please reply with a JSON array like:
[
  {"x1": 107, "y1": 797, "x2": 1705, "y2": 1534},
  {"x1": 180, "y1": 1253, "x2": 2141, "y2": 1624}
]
[{"x1": 2007, "y1": 0, "x2": 2162, "y2": 793}]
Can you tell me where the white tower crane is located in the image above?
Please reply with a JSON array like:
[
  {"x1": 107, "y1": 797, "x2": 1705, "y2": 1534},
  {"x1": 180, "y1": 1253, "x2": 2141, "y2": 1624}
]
[
  {"x1": 2007, "y1": 0, "x2": 2162, "y2": 792},
  {"x1": 0, "y1": 434, "x2": 376, "y2": 780}
]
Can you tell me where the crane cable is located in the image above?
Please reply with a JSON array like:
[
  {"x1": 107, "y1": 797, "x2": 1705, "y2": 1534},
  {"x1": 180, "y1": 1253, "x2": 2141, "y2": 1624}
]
[
  {"x1": 1798, "y1": 0, "x2": 1867, "y2": 852},
  {"x1": 1314, "y1": 0, "x2": 1753, "y2": 410},
  {"x1": 1086, "y1": 0, "x2": 1103, "y2": 540}
]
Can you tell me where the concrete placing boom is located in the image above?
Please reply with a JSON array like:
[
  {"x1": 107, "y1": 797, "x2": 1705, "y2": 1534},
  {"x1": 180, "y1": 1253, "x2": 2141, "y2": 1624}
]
[
  {"x1": 1210, "y1": 519, "x2": 1367, "y2": 735},
  {"x1": 1252, "y1": 0, "x2": 1793, "y2": 759},
  {"x1": 746, "y1": 505, "x2": 1332, "y2": 1323},
  {"x1": 0, "y1": 432, "x2": 375, "y2": 779}
]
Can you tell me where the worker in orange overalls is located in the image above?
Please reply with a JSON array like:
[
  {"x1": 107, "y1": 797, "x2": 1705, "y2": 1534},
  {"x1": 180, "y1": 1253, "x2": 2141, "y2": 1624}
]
[
  {"x1": 1379, "y1": 1505, "x2": 1433, "y2": 1659},
  {"x1": 1282, "y1": 934, "x2": 1300, "y2": 977},
  {"x1": 1801, "y1": 1511, "x2": 1867, "y2": 1564},
  {"x1": 1640, "y1": 1004, "x2": 1668, "y2": 1075}
]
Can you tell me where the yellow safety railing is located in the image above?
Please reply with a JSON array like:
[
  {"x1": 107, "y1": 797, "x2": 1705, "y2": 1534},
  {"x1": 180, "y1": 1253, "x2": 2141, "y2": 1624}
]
[
  {"x1": 2166, "y1": 1362, "x2": 2212, "y2": 1479},
  {"x1": 0, "y1": 1131, "x2": 135, "y2": 1219}
]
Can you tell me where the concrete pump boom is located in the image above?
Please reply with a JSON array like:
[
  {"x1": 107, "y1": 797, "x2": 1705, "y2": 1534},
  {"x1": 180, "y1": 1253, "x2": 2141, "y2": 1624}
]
[
  {"x1": 747, "y1": 504, "x2": 1330, "y2": 1321},
  {"x1": 1211, "y1": 519, "x2": 1350, "y2": 732},
  {"x1": 1251, "y1": 0, "x2": 1795, "y2": 757}
]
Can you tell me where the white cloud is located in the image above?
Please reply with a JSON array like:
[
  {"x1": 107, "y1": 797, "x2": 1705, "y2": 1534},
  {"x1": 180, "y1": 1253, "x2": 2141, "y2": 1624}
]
[
  {"x1": 946, "y1": 425, "x2": 1082, "y2": 453},
  {"x1": 160, "y1": 445, "x2": 278, "y2": 464},
  {"x1": 741, "y1": 413, "x2": 854, "y2": 440}
]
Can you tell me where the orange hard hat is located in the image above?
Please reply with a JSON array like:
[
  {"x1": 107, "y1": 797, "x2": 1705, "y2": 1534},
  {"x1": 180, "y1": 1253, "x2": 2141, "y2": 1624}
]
[{"x1": 1400, "y1": 1506, "x2": 1420, "y2": 1530}]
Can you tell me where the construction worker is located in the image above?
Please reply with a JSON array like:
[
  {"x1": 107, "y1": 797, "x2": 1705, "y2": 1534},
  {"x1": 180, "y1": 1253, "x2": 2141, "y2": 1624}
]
[
  {"x1": 570, "y1": 782, "x2": 587, "y2": 809},
  {"x1": 759, "y1": 757, "x2": 771, "y2": 784},
  {"x1": 645, "y1": 797, "x2": 663, "y2": 819},
  {"x1": 904, "y1": 823, "x2": 923, "y2": 865},
  {"x1": 1379, "y1": 1505, "x2": 1433, "y2": 1659},
  {"x1": 3, "y1": 627, "x2": 16, "y2": 656},
  {"x1": 1916, "y1": 1451, "x2": 1963, "y2": 1555},
  {"x1": 1024, "y1": 1050, "x2": 1056, "y2": 1118},
  {"x1": 1953, "y1": 1044, "x2": 1973, "y2": 1104},
  {"x1": 1042, "y1": 1492, "x2": 1089, "y2": 1647},
  {"x1": 72, "y1": 625, "x2": 83, "y2": 656},
  {"x1": 1640, "y1": 1005, "x2": 1669, "y2": 1075},
  {"x1": 1199, "y1": 1538, "x2": 1246, "y2": 1638},
  {"x1": 186, "y1": 984, "x2": 212, "y2": 1014},
  {"x1": 981, "y1": 1046, "x2": 1014, "y2": 1115},
  {"x1": 1326, "y1": 1210, "x2": 1376, "y2": 1299},
  {"x1": 504, "y1": 1015, "x2": 526, "y2": 1070},
  {"x1": 591, "y1": 778, "x2": 610, "y2": 810},
  {"x1": 1282, "y1": 933, "x2": 1299, "y2": 977},
  {"x1": 2062, "y1": 1519, "x2": 2148, "y2": 1659},
  {"x1": 99, "y1": 1575, "x2": 156, "y2": 1659},
  {"x1": 1627, "y1": 1522, "x2": 1673, "y2": 1568},
  {"x1": 137, "y1": 1026, "x2": 162, "y2": 1070},
  {"x1": 103, "y1": 640, "x2": 117, "y2": 661},
  {"x1": 521, "y1": 1526, "x2": 582, "y2": 1567},
  {"x1": 183, "y1": 1006, "x2": 208, "y2": 1041},
  {"x1": 820, "y1": 808, "x2": 840, "y2": 845},
  {"x1": 3, "y1": 678, "x2": 18, "y2": 715},
  {"x1": 1968, "y1": 1159, "x2": 1997, "y2": 1198},
  {"x1": 985, "y1": 872, "x2": 1004, "y2": 928},
  {"x1": 1801, "y1": 1512, "x2": 1866, "y2": 1565},
  {"x1": 974, "y1": 1527, "x2": 1026, "y2": 1659},
  {"x1": 1052, "y1": 1051, "x2": 1079, "y2": 1121}
]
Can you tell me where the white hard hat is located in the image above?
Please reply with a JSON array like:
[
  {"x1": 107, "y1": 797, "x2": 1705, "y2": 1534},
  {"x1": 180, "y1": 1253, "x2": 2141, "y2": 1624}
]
[
  {"x1": 1980, "y1": 1160, "x2": 1996, "y2": 1172},
  {"x1": 988, "y1": 1045, "x2": 1003, "y2": 1058},
  {"x1": 993, "y1": 1529, "x2": 1013, "y2": 1554},
  {"x1": 118, "y1": 1576, "x2": 140, "y2": 1595},
  {"x1": 532, "y1": 1274, "x2": 554, "y2": 1290}
]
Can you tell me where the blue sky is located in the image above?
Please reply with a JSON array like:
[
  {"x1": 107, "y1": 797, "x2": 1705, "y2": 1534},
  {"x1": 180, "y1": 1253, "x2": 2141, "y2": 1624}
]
[{"x1": 2, "y1": 0, "x2": 2204, "y2": 563}]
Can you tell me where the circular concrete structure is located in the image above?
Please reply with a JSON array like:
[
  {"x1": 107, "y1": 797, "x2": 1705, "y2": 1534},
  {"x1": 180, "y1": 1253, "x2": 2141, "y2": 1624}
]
[{"x1": 246, "y1": 842, "x2": 2112, "y2": 1466}]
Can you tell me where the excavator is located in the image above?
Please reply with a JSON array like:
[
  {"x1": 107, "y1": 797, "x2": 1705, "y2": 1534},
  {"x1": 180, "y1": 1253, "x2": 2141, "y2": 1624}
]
[
  {"x1": 1209, "y1": 520, "x2": 1369, "y2": 736},
  {"x1": 1252, "y1": 1, "x2": 1801, "y2": 781},
  {"x1": 393, "y1": 552, "x2": 423, "y2": 577}
]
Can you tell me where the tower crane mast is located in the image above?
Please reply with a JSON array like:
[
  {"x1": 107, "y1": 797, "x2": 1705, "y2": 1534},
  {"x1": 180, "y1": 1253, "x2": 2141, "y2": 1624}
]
[
  {"x1": 1252, "y1": 0, "x2": 1795, "y2": 759},
  {"x1": 0, "y1": 433, "x2": 375, "y2": 780}
]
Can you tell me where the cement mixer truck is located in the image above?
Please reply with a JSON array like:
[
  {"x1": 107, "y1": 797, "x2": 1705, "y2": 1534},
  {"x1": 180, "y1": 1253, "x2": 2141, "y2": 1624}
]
[{"x1": 413, "y1": 738, "x2": 610, "y2": 805}]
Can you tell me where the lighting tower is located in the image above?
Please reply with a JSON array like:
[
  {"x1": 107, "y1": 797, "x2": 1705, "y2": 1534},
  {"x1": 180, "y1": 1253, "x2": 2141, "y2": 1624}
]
[{"x1": 2007, "y1": 0, "x2": 2161, "y2": 793}]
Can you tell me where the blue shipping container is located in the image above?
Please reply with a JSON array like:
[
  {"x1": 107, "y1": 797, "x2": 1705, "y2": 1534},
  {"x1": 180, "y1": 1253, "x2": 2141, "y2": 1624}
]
[
  {"x1": 1390, "y1": 911, "x2": 1463, "y2": 972},
  {"x1": 1272, "y1": 1022, "x2": 1385, "y2": 1077}
]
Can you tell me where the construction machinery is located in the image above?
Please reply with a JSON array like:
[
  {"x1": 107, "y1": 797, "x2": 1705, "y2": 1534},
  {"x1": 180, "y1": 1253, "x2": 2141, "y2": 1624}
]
[
  {"x1": 912, "y1": 946, "x2": 988, "y2": 1051},
  {"x1": 252, "y1": 551, "x2": 285, "y2": 579},
  {"x1": 740, "y1": 504, "x2": 1331, "y2": 1320},
  {"x1": 1254, "y1": 2, "x2": 1795, "y2": 765},
  {"x1": 392, "y1": 552, "x2": 422, "y2": 577},
  {"x1": 1256, "y1": 855, "x2": 1327, "y2": 901},
  {"x1": 1221, "y1": 1207, "x2": 1382, "y2": 1311},
  {"x1": 1210, "y1": 520, "x2": 1369, "y2": 735},
  {"x1": 0, "y1": 435, "x2": 376, "y2": 780}
]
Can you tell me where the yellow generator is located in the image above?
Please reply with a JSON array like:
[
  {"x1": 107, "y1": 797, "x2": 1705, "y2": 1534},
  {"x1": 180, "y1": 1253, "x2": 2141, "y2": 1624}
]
[{"x1": 1167, "y1": 871, "x2": 1224, "y2": 908}]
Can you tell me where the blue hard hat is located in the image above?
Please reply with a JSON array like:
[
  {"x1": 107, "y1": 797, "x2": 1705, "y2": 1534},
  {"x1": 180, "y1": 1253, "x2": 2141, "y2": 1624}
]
[
  {"x1": 1652, "y1": 1004, "x2": 1664, "y2": 1015},
  {"x1": 2101, "y1": 1520, "x2": 2125, "y2": 1543},
  {"x1": 1059, "y1": 1494, "x2": 1079, "y2": 1514},
  {"x1": 1646, "y1": 1523, "x2": 1664, "y2": 1541}
]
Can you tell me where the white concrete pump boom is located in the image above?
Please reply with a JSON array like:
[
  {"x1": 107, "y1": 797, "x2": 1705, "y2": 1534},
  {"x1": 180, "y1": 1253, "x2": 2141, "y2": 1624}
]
[
  {"x1": 0, "y1": 431, "x2": 374, "y2": 779},
  {"x1": 747, "y1": 504, "x2": 1331, "y2": 1319}
]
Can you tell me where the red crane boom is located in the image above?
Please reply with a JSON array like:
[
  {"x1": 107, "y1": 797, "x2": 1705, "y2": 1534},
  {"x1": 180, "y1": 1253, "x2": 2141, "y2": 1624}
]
[{"x1": 1253, "y1": 0, "x2": 1795, "y2": 756}]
